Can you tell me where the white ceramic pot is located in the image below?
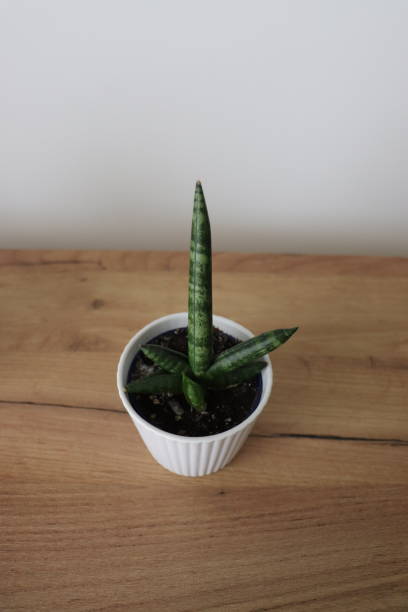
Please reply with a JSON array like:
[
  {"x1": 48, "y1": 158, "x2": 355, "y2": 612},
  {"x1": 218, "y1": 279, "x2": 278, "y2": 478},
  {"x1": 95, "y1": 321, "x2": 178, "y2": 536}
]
[{"x1": 117, "y1": 313, "x2": 273, "y2": 477}]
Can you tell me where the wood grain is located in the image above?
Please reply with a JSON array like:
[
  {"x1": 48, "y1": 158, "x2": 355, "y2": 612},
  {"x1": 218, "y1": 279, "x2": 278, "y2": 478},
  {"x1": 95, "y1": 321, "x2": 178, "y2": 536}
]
[{"x1": 1, "y1": 250, "x2": 408, "y2": 611}]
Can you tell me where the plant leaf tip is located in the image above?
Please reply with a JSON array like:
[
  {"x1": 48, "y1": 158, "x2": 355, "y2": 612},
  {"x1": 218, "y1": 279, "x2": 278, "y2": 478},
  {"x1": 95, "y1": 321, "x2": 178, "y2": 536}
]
[{"x1": 195, "y1": 180, "x2": 204, "y2": 196}]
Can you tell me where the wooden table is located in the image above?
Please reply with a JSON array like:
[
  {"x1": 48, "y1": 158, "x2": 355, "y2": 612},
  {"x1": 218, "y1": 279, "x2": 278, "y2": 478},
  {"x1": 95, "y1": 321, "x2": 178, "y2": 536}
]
[{"x1": 2, "y1": 250, "x2": 408, "y2": 611}]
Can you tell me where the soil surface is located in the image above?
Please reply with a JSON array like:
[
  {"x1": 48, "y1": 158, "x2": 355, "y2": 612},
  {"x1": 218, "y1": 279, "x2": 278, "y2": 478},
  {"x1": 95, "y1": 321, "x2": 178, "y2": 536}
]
[{"x1": 126, "y1": 326, "x2": 263, "y2": 437}]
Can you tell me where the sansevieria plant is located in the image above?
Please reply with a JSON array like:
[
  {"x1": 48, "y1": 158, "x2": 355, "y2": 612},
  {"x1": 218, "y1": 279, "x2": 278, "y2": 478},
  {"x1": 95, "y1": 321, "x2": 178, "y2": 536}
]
[{"x1": 126, "y1": 181, "x2": 298, "y2": 412}]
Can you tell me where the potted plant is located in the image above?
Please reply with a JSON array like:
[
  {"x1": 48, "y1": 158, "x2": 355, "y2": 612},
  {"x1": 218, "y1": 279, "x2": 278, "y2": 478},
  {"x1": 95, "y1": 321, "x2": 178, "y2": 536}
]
[{"x1": 117, "y1": 181, "x2": 298, "y2": 476}]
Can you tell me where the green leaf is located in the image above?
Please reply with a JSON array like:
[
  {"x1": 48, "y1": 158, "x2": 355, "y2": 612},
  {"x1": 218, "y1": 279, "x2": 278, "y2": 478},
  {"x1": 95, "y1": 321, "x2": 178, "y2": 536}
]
[
  {"x1": 204, "y1": 360, "x2": 267, "y2": 389},
  {"x1": 182, "y1": 372, "x2": 206, "y2": 412},
  {"x1": 126, "y1": 374, "x2": 182, "y2": 395},
  {"x1": 206, "y1": 328, "x2": 298, "y2": 377},
  {"x1": 141, "y1": 344, "x2": 191, "y2": 375},
  {"x1": 188, "y1": 181, "x2": 213, "y2": 377}
]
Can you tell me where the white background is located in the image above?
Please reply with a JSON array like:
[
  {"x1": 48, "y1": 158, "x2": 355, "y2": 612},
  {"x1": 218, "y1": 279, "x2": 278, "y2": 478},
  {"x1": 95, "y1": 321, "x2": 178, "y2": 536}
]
[{"x1": 1, "y1": 0, "x2": 407, "y2": 255}]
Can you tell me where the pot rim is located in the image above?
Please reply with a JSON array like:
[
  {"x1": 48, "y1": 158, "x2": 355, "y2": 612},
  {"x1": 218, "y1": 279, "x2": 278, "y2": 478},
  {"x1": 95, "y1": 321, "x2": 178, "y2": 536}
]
[{"x1": 117, "y1": 312, "x2": 273, "y2": 443}]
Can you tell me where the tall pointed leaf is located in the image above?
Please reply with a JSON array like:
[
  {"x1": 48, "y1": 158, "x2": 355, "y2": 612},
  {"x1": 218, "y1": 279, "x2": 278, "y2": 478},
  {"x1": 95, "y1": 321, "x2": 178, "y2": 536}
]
[
  {"x1": 126, "y1": 374, "x2": 182, "y2": 395},
  {"x1": 206, "y1": 328, "x2": 298, "y2": 377},
  {"x1": 141, "y1": 344, "x2": 191, "y2": 374},
  {"x1": 188, "y1": 181, "x2": 213, "y2": 376}
]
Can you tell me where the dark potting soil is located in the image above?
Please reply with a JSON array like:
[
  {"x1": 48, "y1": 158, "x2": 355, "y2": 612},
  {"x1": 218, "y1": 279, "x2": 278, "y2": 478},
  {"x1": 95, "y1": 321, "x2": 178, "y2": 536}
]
[{"x1": 126, "y1": 327, "x2": 263, "y2": 437}]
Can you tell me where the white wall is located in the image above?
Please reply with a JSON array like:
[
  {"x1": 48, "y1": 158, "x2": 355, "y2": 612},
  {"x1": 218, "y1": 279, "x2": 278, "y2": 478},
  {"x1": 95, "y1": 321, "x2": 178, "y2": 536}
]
[{"x1": 1, "y1": 0, "x2": 407, "y2": 255}]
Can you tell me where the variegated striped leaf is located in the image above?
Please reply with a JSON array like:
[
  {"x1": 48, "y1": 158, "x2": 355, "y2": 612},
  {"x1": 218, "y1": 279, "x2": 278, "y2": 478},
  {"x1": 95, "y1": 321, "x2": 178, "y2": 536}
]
[
  {"x1": 182, "y1": 372, "x2": 206, "y2": 412},
  {"x1": 141, "y1": 344, "x2": 191, "y2": 375},
  {"x1": 204, "y1": 360, "x2": 266, "y2": 389},
  {"x1": 126, "y1": 374, "x2": 182, "y2": 395},
  {"x1": 206, "y1": 328, "x2": 298, "y2": 377},
  {"x1": 188, "y1": 181, "x2": 213, "y2": 376}
]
